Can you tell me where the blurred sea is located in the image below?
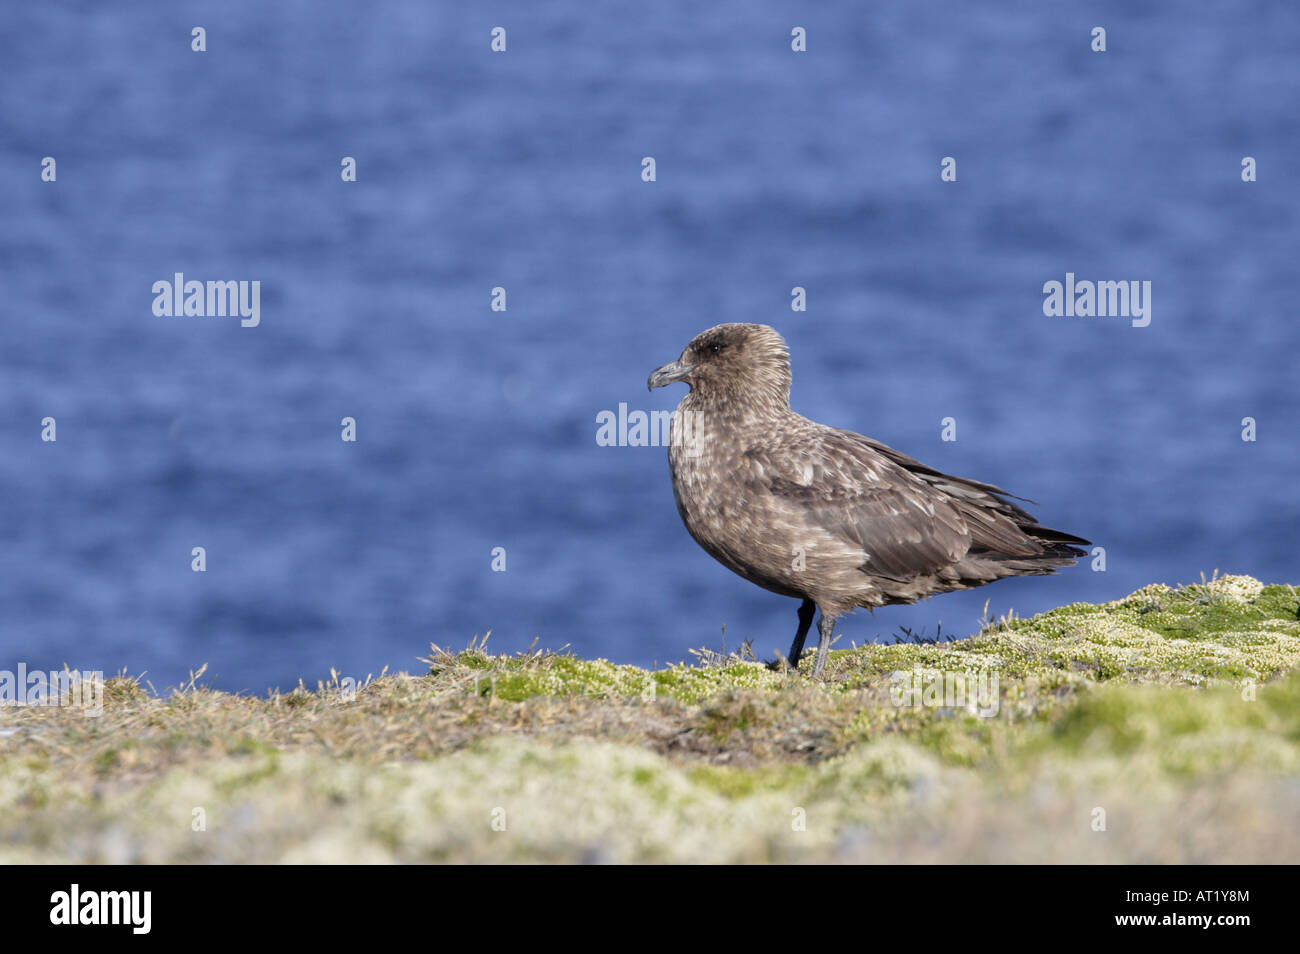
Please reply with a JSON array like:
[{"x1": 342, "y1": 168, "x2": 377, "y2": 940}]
[{"x1": 2, "y1": 1, "x2": 1297, "y2": 691}]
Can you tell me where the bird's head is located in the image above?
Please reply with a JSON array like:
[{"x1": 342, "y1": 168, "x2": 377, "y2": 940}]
[{"x1": 647, "y1": 323, "x2": 792, "y2": 408}]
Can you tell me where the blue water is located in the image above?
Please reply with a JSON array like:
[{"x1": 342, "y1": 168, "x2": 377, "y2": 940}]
[{"x1": 2, "y1": 2, "x2": 1297, "y2": 692}]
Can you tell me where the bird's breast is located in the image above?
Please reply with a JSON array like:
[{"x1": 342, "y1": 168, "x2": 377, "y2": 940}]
[{"x1": 665, "y1": 411, "x2": 813, "y2": 598}]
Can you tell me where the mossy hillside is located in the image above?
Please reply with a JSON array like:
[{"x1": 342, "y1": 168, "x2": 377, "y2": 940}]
[{"x1": 1, "y1": 576, "x2": 1297, "y2": 863}]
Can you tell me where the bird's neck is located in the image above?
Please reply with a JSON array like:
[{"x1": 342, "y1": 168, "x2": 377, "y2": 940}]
[
  {"x1": 682, "y1": 384, "x2": 791, "y2": 419},
  {"x1": 676, "y1": 388, "x2": 795, "y2": 454}
]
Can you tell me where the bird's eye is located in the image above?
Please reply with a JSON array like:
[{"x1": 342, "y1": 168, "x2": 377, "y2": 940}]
[{"x1": 710, "y1": 343, "x2": 723, "y2": 355}]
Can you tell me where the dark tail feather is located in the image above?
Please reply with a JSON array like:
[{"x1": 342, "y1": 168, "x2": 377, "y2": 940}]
[{"x1": 1022, "y1": 523, "x2": 1090, "y2": 551}]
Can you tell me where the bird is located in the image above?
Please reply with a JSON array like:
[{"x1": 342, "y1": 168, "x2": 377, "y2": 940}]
[{"x1": 647, "y1": 322, "x2": 1090, "y2": 678}]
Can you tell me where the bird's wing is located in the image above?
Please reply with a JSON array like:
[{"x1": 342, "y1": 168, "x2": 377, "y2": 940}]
[
  {"x1": 849, "y1": 432, "x2": 1028, "y2": 504},
  {"x1": 839, "y1": 431, "x2": 1085, "y2": 554},
  {"x1": 743, "y1": 425, "x2": 973, "y2": 581}
]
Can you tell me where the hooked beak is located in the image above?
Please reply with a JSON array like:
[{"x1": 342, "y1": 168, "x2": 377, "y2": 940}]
[{"x1": 647, "y1": 359, "x2": 695, "y2": 391}]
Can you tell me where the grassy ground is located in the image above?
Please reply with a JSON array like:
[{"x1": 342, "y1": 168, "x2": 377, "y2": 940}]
[{"x1": 3, "y1": 574, "x2": 1298, "y2": 863}]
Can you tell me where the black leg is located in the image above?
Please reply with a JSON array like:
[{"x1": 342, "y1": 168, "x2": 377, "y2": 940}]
[
  {"x1": 810, "y1": 610, "x2": 838, "y2": 678},
  {"x1": 785, "y1": 599, "x2": 816, "y2": 670}
]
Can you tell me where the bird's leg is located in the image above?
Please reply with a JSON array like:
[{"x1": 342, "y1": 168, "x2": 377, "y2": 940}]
[
  {"x1": 810, "y1": 611, "x2": 838, "y2": 678},
  {"x1": 785, "y1": 599, "x2": 816, "y2": 670}
]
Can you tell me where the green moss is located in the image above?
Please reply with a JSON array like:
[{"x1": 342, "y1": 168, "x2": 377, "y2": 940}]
[
  {"x1": 1256, "y1": 584, "x2": 1300, "y2": 620},
  {"x1": 413, "y1": 579, "x2": 1296, "y2": 707},
  {"x1": 686, "y1": 762, "x2": 812, "y2": 798},
  {"x1": 230, "y1": 737, "x2": 280, "y2": 758},
  {"x1": 216, "y1": 752, "x2": 281, "y2": 794},
  {"x1": 910, "y1": 716, "x2": 997, "y2": 767}
]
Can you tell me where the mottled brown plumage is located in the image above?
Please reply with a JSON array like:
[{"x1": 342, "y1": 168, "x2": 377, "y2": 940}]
[{"x1": 648, "y1": 323, "x2": 1089, "y2": 677}]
